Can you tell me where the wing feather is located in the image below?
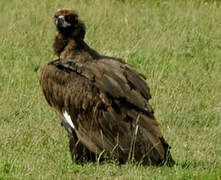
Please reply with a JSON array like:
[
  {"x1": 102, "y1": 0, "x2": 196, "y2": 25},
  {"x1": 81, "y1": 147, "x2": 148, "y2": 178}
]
[{"x1": 40, "y1": 58, "x2": 167, "y2": 165}]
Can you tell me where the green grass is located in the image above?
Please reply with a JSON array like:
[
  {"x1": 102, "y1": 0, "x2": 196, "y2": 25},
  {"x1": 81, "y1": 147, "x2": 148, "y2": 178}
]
[{"x1": 0, "y1": 0, "x2": 221, "y2": 179}]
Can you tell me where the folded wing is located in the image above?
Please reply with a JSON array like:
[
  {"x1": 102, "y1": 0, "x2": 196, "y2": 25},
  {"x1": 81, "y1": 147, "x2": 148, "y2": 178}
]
[{"x1": 40, "y1": 58, "x2": 171, "y2": 165}]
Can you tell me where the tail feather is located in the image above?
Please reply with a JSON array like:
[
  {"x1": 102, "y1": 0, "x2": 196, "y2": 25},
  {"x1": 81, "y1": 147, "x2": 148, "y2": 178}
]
[{"x1": 159, "y1": 137, "x2": 175, "y2": 167}]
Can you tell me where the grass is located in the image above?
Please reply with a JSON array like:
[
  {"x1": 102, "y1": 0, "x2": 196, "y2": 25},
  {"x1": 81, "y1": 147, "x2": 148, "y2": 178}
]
[{"x1": 0, "y1": 0, "x2": 221, "y2": 179}]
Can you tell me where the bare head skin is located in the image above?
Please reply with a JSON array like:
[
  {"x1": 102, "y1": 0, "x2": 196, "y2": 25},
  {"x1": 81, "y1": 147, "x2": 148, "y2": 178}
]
[
  {"x1": 54, "y1": 8, "x2": 85, "y2": 38},
  {"x1": 53, "y1": 8, "x2": 86, "y2": 57},
  {"x1": 54, "y1": 9, "x2": 78, "y2": 33}
]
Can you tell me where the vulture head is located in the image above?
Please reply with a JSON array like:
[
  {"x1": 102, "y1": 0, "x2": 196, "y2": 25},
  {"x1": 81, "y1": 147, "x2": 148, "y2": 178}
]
[{"x1": 54, "y1": 8, "x2": 85, "y2": 39}]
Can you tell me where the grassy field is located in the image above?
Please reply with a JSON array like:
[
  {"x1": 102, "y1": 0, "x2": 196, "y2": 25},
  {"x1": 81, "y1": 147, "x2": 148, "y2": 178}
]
[{"x1": 0, "y1": 0, "x2": 221, "y2": 179}]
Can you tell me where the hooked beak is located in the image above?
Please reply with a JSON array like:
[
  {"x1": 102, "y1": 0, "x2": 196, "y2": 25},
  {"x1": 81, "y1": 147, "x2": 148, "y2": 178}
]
[{"x1": 55, "y1": 16, "x2": 71, "y2": 28}]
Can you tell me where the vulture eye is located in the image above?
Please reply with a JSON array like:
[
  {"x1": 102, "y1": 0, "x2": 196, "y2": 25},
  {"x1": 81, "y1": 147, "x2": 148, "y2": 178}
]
[{"x1": 65, "y1": 15, "x2": 75, "y2": 23}]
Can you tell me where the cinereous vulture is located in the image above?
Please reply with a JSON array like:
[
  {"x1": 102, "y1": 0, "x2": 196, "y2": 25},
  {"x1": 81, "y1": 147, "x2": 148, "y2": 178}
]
[{"x1": 40, "y1": 8, "x2": 175, "y2": 166}]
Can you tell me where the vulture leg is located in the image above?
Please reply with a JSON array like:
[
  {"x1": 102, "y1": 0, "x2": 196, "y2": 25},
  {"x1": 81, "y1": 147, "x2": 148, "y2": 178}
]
[
  {"x1": 68, "y1": 131, "x2": 97, "y2": 163},
  {"x1": 60, "y1": 114, "x2": 97, "y2": 163}
]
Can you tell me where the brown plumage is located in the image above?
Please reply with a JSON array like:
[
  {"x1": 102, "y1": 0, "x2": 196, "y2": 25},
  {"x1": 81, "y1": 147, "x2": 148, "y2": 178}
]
[{"x1": 39, "y1": 8, "x2": 175, "y2": 166}]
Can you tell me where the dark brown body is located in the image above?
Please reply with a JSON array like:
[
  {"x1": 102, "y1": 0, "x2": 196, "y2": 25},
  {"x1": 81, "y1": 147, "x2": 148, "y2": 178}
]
[{"x1": 40, "y1": 9, "x2": 174, "y2": 166}]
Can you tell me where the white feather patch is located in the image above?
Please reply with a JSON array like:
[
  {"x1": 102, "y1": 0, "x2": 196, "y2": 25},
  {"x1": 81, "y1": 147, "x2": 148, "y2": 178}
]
[{"x1": 63, "y1": 111, "x2": 75, "y2": 129}]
